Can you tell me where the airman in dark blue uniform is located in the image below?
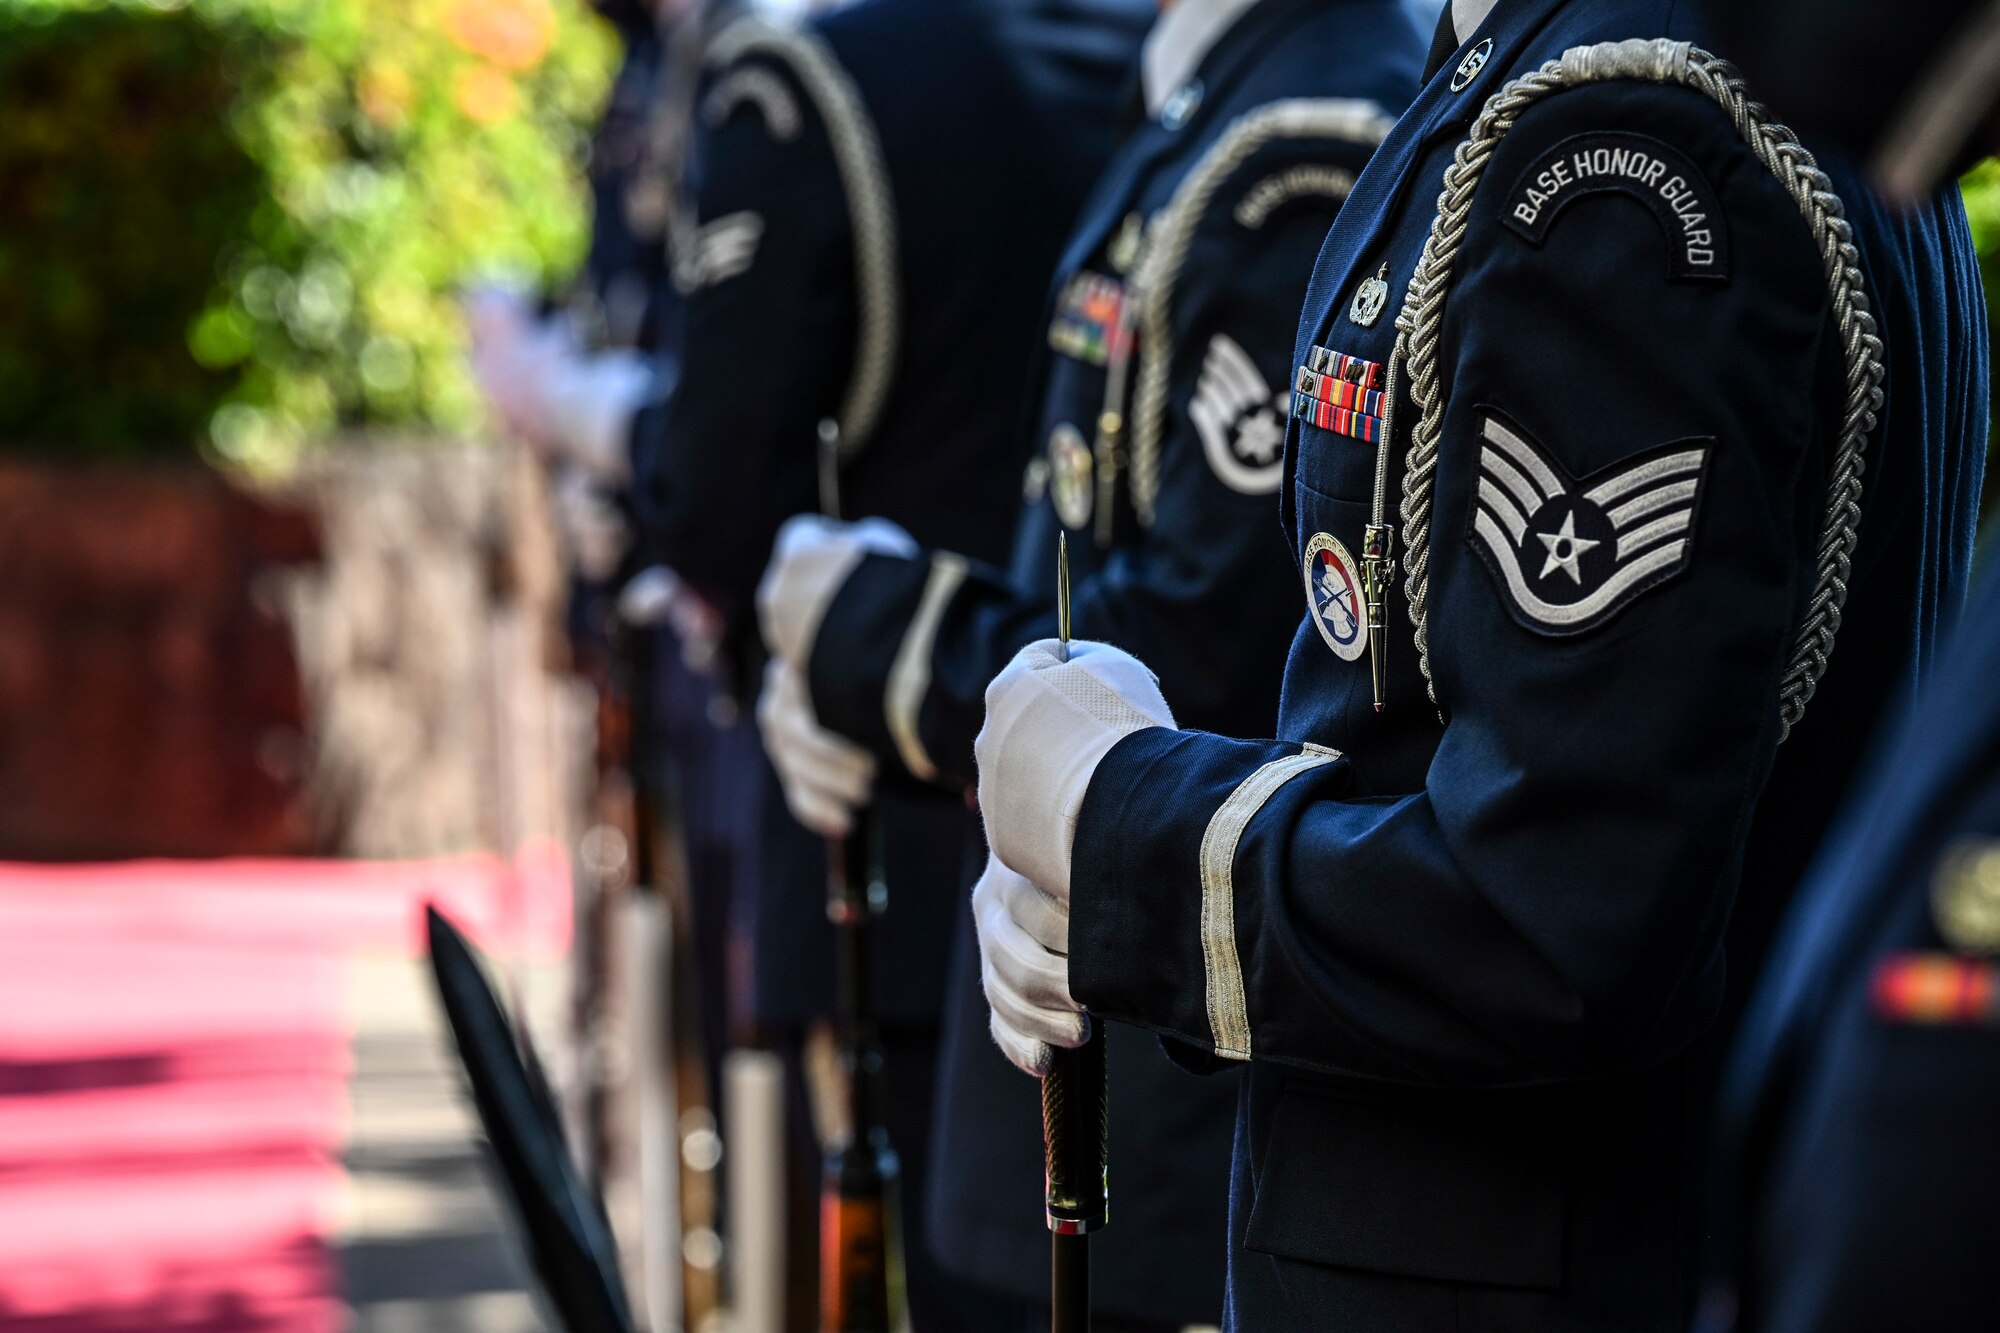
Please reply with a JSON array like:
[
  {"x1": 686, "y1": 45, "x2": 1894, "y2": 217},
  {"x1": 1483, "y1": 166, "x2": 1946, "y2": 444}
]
[
  {"x1": 966, "y1": 1, "x2": 1990, "y2": 1329},
  {"x1": 1691, "y1": 5, "x2": 2000, "y2": 1328},
  {"x1": 1706, "y1": 0, "x2": 2000, "y2": 206},
  {"x1": 754, "y1": 0, "x2": 1423, "y2": 1324},
  {"x1": 1698, "y1": 567, "x2": 2000, "y2": 1333},
  {"x1": 627, "y1": 0, "x2": 1148, "y2": 1324}
]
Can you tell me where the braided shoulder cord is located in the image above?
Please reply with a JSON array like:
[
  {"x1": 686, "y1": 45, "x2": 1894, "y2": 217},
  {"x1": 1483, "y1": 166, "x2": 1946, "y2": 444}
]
[
  {"x1": 1394, "y1": 39, "x2": 1883, "y2": 742},
  {"x1": 1126, "y1": 99, "x2": 1393, "y2": 528},
  {"x1": 706, "y1": 19, "x2": 901, "y2": 462}
]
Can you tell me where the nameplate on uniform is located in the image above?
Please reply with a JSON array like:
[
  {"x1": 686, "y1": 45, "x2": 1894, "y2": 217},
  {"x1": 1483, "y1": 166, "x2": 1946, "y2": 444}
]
[
  {"x1": 1048, "y1": 271, "x2": 1129, "y2": 366},
  {"x1": 1293, "y1": 346, "x2": 1384, "y2": 442},
  {"x1": 1500, "y1": 131, "x2": 1730, "y2": 281}
]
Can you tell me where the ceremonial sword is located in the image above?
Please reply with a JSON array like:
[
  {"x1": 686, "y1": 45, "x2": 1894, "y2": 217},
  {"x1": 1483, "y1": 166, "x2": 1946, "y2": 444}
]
[
  {"x1": 818, "y1": 420, "x2": 908, "y2": 1333},
  {"x1": 1043, "y1": 532, "x2": 1110, "y2": 1333}
]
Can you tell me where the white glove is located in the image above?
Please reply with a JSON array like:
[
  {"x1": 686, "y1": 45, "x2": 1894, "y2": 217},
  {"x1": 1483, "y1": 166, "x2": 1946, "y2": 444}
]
[
  {"x1": 757, "y1": 657, "x2": 876, "y2": 838},
  {"x1": 618, "y1": 567, "x2": 727, "y2": 675},
  {"x1": 972, "y1": 852, "x2": 1086, "y2": 1076},
  {"x1": 467, "y1": 290, "x2": 561, "y2": 442},
  {"x1": 465, "y1": 288, "x2": 653, "y2": 482},
  {"x1": 536, "y1": 349, "x2": 654, "y2": 483},
  {"x1": 975, "y1": 640, "x2": 1176, "y2": 900},
  {"x1": 756, "y1": 513, "x2": 917, "y2": 668},
  {"x1": 551, "y1": 469, "x2": 629, "y2": 581}
]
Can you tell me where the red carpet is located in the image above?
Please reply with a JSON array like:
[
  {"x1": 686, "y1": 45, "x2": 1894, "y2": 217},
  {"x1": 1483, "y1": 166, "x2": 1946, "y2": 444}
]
[{"x1": 0, "y1": 846, "x2": 570, "y2": 1332}]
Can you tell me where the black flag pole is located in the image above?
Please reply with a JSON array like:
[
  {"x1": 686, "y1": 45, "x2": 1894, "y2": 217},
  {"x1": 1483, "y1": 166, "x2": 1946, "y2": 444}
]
[
  {"x1": 1044, "y1": 532, "x2": 1108, "y2": 1333},
  {"x1": 425, "y1": 904, "x2": 635, "y2": 1333}
]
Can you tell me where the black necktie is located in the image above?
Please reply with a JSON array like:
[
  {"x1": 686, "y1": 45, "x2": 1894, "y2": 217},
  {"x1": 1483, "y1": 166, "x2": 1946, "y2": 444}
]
[{"x1": 1421, "y1": 4, "x2": 1460, "y2": 83}]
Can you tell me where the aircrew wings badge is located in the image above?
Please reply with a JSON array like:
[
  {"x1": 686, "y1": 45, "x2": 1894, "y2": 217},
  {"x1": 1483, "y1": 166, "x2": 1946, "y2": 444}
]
[{"x1": 1468, "y1": 410, "x2": 1710, "y2": 636}]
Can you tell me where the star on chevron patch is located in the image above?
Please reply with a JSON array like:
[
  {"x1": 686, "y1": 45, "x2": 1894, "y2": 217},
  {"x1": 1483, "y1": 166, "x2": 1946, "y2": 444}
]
[{"x1": 1467, "y1": 410, "x2": 1711, "y2": 636}]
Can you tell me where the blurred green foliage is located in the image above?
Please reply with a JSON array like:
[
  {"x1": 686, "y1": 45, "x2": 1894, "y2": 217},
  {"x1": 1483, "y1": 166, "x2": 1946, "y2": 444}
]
[
  {"x1": 1963, "y1": 162, "x2": 2000, "y2": 507},
  {"x1": 0, "y1": 0, "x2": 616, "y2": 467}
]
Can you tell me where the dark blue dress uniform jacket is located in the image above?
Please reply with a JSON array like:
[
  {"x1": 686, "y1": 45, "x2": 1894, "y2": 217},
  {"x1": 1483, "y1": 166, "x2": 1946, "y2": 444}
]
[
  {"x1": 631, "y1": 0, "x2": 1148, "y2": 1028},
  {"x1": 1057, "y1": 0, "x2": 1989, "y2": 1329},
  {"x1": 803, "y1": 0, "x2": 1423, "y2": 1320},
  {"x1": 1702, "y1": 567, "x2": 2000, "y2": 1333}
]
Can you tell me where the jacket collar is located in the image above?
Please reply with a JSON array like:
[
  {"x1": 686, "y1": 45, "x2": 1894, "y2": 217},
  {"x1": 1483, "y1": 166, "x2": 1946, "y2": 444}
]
[
  {"x1": 1054, "y1": 0, "x2": 1329, "y2": 281},
  {"x1": 1142, "y1": 0, "x2": 1265, "y2": 116},
  {"x1": 1293, "y1": 0, "x2": 1573, "y2": 344}
]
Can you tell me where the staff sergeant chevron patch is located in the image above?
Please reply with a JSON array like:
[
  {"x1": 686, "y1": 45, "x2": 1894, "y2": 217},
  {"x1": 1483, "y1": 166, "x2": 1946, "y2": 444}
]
[
  {"x1": 674, "y1": 211, "x2": 764, "y2": 293},
  {"x1": 1467, "y1": 410, "x2": 1711, "y2": 635},
  {"x1": 1191, "y1": 334, "x2": 1286, "y2": 495}
]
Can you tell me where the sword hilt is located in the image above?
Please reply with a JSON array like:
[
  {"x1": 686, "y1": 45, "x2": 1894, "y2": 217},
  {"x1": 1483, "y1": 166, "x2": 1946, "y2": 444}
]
[{"x1": 1042, "y1": 1027, "x2": 1108, "y2": 1236}]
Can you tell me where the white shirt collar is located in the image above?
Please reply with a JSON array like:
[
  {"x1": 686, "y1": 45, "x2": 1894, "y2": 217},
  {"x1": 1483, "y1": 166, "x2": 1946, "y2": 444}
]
[
  {"x1": 1141, "y1": 0, "x2": 1264, "y2": 117},
  {"x1": 1450, "y1": 0, "x2": 1501, "y2": 44}
]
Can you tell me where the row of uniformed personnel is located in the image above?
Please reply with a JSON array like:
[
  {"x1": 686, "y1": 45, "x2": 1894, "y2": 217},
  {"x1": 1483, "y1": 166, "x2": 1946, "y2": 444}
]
[{"x1": 510, "y1": 0, "x2": 2000, "y2": 1327}]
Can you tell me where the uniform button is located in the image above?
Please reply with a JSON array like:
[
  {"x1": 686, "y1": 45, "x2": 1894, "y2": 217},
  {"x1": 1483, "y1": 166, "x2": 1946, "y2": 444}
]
[{"x1": 1160, "y1": 79, "x2": 1203, "y2": 130}]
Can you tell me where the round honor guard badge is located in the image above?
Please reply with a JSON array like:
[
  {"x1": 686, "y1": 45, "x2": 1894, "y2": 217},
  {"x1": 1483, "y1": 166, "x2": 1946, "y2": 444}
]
[
  {"x1": 1932, "y1": 840, "x2": 2000, "y2": 953},
  {"x1": 1049, "y1": 423, "x2": 1095, "y2": 531},
  {"x1": 1349, "y1": 263, "x2": 1391, "y2": 328},
  {"x1": 1304, "y1": 533, "x2": 1367, "y2": 662},
  {"x1": 1451, "y1": 37, "x2": 1494, "y2": 93}
]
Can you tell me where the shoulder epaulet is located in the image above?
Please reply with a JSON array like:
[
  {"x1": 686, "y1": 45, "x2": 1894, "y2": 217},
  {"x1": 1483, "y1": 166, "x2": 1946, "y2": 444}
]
[
  {"x1": 1391, "y1": 39, "x2": 1883, "y2": 741},
  {"x1": 1127, "y1": 99, "x2": 1395, "y2": 528},
  {"x1": 703, "y1": 17, "x2": 900, "y2": 469}
]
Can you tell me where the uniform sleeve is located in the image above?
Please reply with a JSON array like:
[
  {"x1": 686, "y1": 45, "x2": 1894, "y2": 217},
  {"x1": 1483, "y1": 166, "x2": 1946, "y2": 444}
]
[
  {"x1": 1069, "y1": 83, "x2": 1848, "y2": 1087},
  {"x1": 807, "y1": 141, "x2": 1362, "y2": 792},
  {"x1": 632, "y1": 58, "x2": 853, "y2": 643}
]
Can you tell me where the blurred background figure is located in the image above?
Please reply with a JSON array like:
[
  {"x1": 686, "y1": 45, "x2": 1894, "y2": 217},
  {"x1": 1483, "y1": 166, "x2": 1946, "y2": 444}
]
[
  {"x1": 629, "y1": 0, "x2": 1150, "y2": 1324},
  {"x1": 1706, "y1": 0, "x2": 2000, "y2": 205},
  {"x1": 1695, "y1": 2, "x2": 2000, "y2": 1329}
]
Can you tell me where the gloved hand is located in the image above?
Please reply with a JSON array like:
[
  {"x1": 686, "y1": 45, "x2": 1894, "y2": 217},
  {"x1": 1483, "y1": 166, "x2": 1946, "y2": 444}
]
[
  {"x1": 466, "y1": 286, "x2": 561, "y2": 442},
  {"x1": 757, "y1": 657, "x2": 876, "y2": 838},
  {"x1": 617, "y1": 566, "x2": 726, "y2": 675},
  {"x1": 465, "y1": 287, "x2": 653, "y2": 482},
  {"x1": 551, "y1": 469, "x2": 629, "y2": 582},
  {"x1": 756, "y1": 513, "x2": 917, "y2": 668},
  {"x1": 972, "y1": 851, "x2": 1086, "y2": 1077},
  {"x1": 975, "y1": 639, "x2": 1176, "y2": 900},
  {"x1": 533, "y1": 348, "x2": 655, "y2": 483}
]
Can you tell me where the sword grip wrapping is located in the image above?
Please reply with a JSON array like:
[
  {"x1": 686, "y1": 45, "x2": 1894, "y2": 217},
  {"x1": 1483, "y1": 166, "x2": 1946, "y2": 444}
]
[
  {"x1": 820, "y1": 1135, "x2": 905, "y2": 1333},
  {"x1": 1042, "y1": 1026, "x2": 1108, "y2": 1235}
]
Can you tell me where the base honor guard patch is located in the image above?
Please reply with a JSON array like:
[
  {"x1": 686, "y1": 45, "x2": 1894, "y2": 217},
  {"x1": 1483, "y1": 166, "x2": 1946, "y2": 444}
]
[
  {"x1": 1303, "y1": 533, "x2": 1367, "y2": 661},
  {"x1": 1468, "y1": 410, "x2": 1710, "y2": 636},
  {"x1": 1502, "y1": 132, "x2": 1729, "y2": 282},
  {"x1": 1048, "y1": 272, "x2": 1129, "y2": 366},
  {"x1": 1293, "y1": 346, "x2": 1385, "y2": 443}
]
